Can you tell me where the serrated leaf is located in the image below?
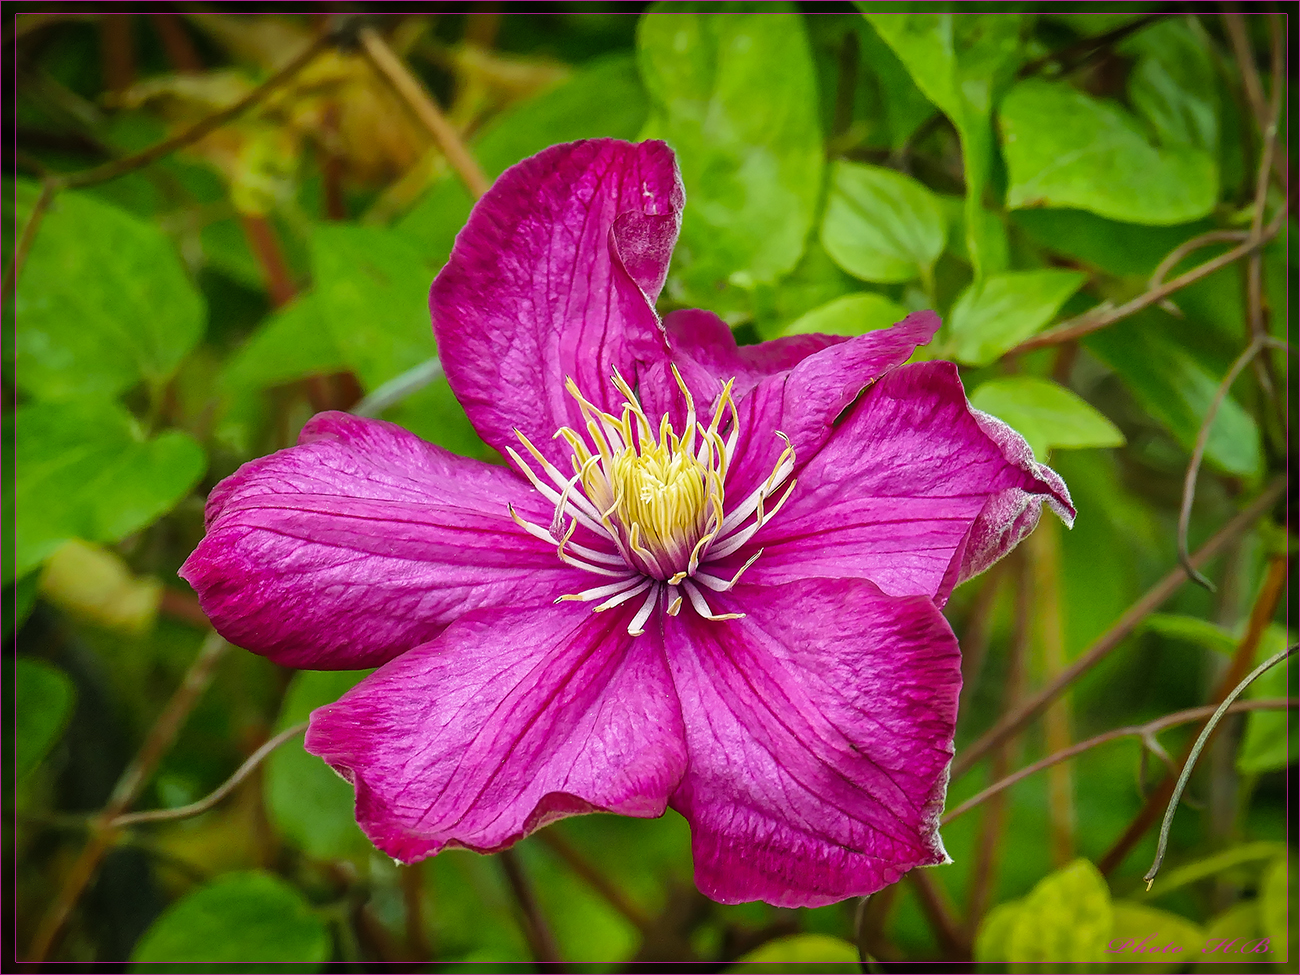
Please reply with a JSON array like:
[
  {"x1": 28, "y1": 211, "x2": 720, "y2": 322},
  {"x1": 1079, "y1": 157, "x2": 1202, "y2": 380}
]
[
  {"x1": 639, "y1": 7, "x2": 822, "y2": 309},
  {"x1": 15, "y1": 190, "x2": 205, "y2": 401},
  {"x1": 820, "y1": 160, "x2": 945, "y2": 284},
  {"x1": 1006, "y1": 859, "x2": 1113, "y2": 965},
  {"x1": 265, "y1": 669, "x2": 372, "y2": 861},
  {"x1": 130, "y1": 871, "x2": 330, "y2": 969},
  {"x1": 1086, "y1": 316, "x2": 1260, "y2": 476},
  {"x1": 1105, "y1": 902, "x2": 1203, "y2": 970},
  {"x1": 782, "y1": 292, "x2": 908, "y2": 338},
  {"x1": 864, "y1": 12, "x2": 1024, "y2": 278},
  {"x1": 948, "y1": 268, "x2": 1087, "y2": 365},
  {"x1": 970, "y1": 377, "x2": 1125, "y2": 460},
  {"x1": 13, "y1": 400, "x2": 206, "y2": 579},
  {"x1": 1000, "y1": 78, "x2": 1218, "y2": 225},
  {"x1": 729, "y1": 934, "x2": 859, "y2": 970},
  {"x1": 16, "y1": 658, "x2": 76, "y2": 781}
]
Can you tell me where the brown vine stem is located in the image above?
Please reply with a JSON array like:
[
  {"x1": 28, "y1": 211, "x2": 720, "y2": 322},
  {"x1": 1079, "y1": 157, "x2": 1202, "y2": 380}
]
[
  {"x1": 1148, "y1": 230, "x2": 1249, "y2": 290},
  {"x1": 1007, "y1": 208, "x2": 1285, "y2": 356},
  {"x1": 3, "y1": 24, "x2": 335, "y2": 305},
  {"x1": 359, "y1": 26, "x2": 491, "y2": 200},
  {"x1": 499, "y1": 848, "x2": 563, "y2": 966},
  {"x1": 1098, "y1": 552, "x2": 1290, "y2": 876},
  {"x1": 110, "y1": 721, "x2": 308, "y2": 828},
  {"x1": 942, "y1": 697, "x2": 1296, "y2": 828},
  {"x1": 26, "y1": 632, "x2": 230, "y2": 964},
  {"x1": 908, "y1": 869, "x2": 968, "y2": 960},
  {"x1": 951, "y1": 477, "x2": 1285, "y2": 781},
  {"x1": 1144, "y1": 647, "x2": 1297, "y2": 888},
  {"x1": 1176, "y1": 335, "x2": 1282, "y2": 590},
  {"x1": 965, "y1": 551, "x2": 1029, "y2": 937},
  {"x1": 537, "y1": 828, "x2": 653, "y2": 934}
]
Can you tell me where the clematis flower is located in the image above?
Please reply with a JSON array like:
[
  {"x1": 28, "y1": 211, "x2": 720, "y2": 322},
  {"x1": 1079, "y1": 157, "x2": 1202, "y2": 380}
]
[{"x1": 182, "y1": 139, "x2": 1073, "y2": 908}]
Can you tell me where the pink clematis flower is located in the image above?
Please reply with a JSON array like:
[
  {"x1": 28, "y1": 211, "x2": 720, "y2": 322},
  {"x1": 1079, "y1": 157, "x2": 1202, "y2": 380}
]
[{"x1": 182, "y1": 139, "x2": 1073, "y2": 908}]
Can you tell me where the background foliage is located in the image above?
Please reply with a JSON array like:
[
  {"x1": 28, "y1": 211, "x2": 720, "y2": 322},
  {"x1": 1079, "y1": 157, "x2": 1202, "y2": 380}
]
[{"x1": 6, "y1": 6, "x2": 1294, "y2": 969}]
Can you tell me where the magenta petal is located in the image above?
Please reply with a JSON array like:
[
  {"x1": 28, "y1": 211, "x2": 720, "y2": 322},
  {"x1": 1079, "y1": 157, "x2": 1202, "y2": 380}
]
[
  {"x1": 180, "y1": 412, "x2": 586, "y2": 669},
  {"x1": 305, "y1": 600, "x2": 687, "y2": 861},
  {"x1": 431, "y1": 139, "x2": 683, "y2": 469},
  {"x1": 664, "y1": 578, "x2": 961, "y2": 908},
  {"x1": 723, "y1": 311, "x2": 939, "y2": 500},
  {"x1": 744, "y1": 362, "x2": 1074, "y2": 604}
]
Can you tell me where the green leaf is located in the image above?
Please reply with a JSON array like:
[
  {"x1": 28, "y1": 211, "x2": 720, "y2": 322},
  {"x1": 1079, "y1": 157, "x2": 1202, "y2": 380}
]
[
  {"x1": 309, "y1": 224, "x2": 436, "y2": 391},
  {"x1": 1122, "y1": 18, "x2": 1218, "y2": 155},
  {"x1": 855, "y1": 18, "x2": 937, "y2": 151},
  {"x1": 782, "y1": 292, "x2": 909, "y2": 338},
  {"x1": 974, "y1": 901, "x2": 1022, "y2": 964},
  {"x1": 1141, "y1": 841, "x2": 1286, "y2": 900},
  {"x1": 1105, "y1": 902, "x2": 1203, "y2": 970},
  {"x1": 396, "y1": 54, "x2": 649, "y2": 265},
  {"x1": 1259, "y1": 858, "x2": 1293, "y2": 961},
  {"x1": 265, "y1": 669, "x2": 372, "y2": 862},
  {"x1": 864, "y1": 13, "x2": 1024, "y2": 278},
  {"x1": 15, "y1": 190, "x2": 205, "y2": 401},
  {"x1": 728, "y1": 934, "x2": 860, "y2": 971},
  {"x1": 220, "y1": 294, "x2": 345, "y2": 392},
  {"x1": 130, "y1": 871, "x2": 330, "y2": 969},
  {"x1": 820, "y1": 161, "x2": 945, "y2": 284},
  {"x1": 639, "y1": 6, "x2": 823, "y2": 306},
  {"x1": 1140, "y1": 614, "x2": 1237, "y2": 656},
  {"x1": 1006, "y1": 859, "x2": 1114, "y2": 965},
  {"x1": 947, "y1": 269, "x2": 1087, "y2": 365},
  {"x1": 16, "y1": 658, "x2": 75, "y2": 781},
  {"x1": 7, "y1": 574, "x2": 39, "y2": 638},
  {"x1": 969, "y1": 377, "x2": 1125, "y2": 460},
  {"x1": 1000, "y1": 78, "x2": 1218, "y2": 226},
  {"x1": 1086, "y1": 316, "x2": 1260, "y2": 477},
  {"x1": 938, "y1": 194, "x2": 1009, "y2": 274},
  {"x1": 14, "y1": 400, "x2": 206, "y2": 579},
  {"x1": 1202, "y1": 902, "x2": 1265, "y2": 959},
  {"x1": 1010, "y1": 209, "x2": 1213, "y2": 278},
  {"x1": 1237, "y1": 625, "x2": 1296, "y2": 774}
]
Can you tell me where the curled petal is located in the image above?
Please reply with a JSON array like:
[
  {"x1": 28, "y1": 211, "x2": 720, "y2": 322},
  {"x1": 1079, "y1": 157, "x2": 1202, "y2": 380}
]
[
  {"x1": 306, "y1": 599, "x2": 687, "y2": 861},
  {"x1": 741, "y1": 361, "x2": 1074, "y2": 604},
  {"x1": 181, "y1": 412, "x2": 588, "y2": 669},
  {"x1": 664, "y1": 577, "x2": 961, "y2": 908},
  {"x1": 431, "y1": 139, "x2": 683, "y2": 470}
]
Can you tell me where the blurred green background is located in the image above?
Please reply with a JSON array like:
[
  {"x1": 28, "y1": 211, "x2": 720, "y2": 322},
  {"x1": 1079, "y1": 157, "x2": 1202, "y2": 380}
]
[{"x1": 7, "y1": 6, "x2": 1295, "y2": 969}]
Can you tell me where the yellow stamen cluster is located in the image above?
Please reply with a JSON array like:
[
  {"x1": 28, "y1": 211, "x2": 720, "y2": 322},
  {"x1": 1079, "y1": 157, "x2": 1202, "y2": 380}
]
[{"x1": 558, "y1": 368, "x2": 733, "y2": 580}]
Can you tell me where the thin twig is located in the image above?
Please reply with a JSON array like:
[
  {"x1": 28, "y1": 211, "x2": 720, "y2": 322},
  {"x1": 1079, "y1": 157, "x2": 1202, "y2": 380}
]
[
  {"x1": 111, "y1": 721, "x2": 308, "y2": 828},
  {"x1": 27, "y1": 632, "x2": 230, "y2": 964},
  {"x1": 58, "y1": 30, "x2": 334, "y2": 192},
  {"x1": 536, "y1": 828, "x2": 653, "y2": 934},
  {"x1": 1149, "y1": 230, "x2": 1249, "y2": 290},
  {"x1": 498, "y1": 848, "x2": 563, "y2": 966},
  {"x1": 907, "y1": 870, "x2": 968, "y2": 960},
  {"x1": 1176, "y1": 335, "x2": 1276, "y2": 590},
  {"x1": 359, "y1": 26, "x2": 491, "y2": 199},
  {"x1": 1099, "y1": 553, "x2": 1290, "y2": 875},
  {"x1": 943, "y1": 697, "x2": 1296, "y2": 828},
  {"x1": 1144, "y1": 646, "x2": 1297, "y2": 889},
  {"x1": 1222, "y1": 10, "x2": 1268, "y2": 134},
  {"x1": 2, "y1": 180, "x2": 55, "y2": 304},
  {"x1": 1008, "y1": 210, "x2": 1285, "y2": 356},
  {"x1": 351, "y1": 357, "x2": 444, "y2": 418},
  {"x1": 951, "y1": 478, "x2": 1284, "y2": 780}
]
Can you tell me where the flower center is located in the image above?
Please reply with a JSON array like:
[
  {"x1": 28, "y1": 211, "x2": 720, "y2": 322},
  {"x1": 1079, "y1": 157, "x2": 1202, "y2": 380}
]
[{"x1": 507, "y1": 367, "x2": 795, "y2": 636}]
